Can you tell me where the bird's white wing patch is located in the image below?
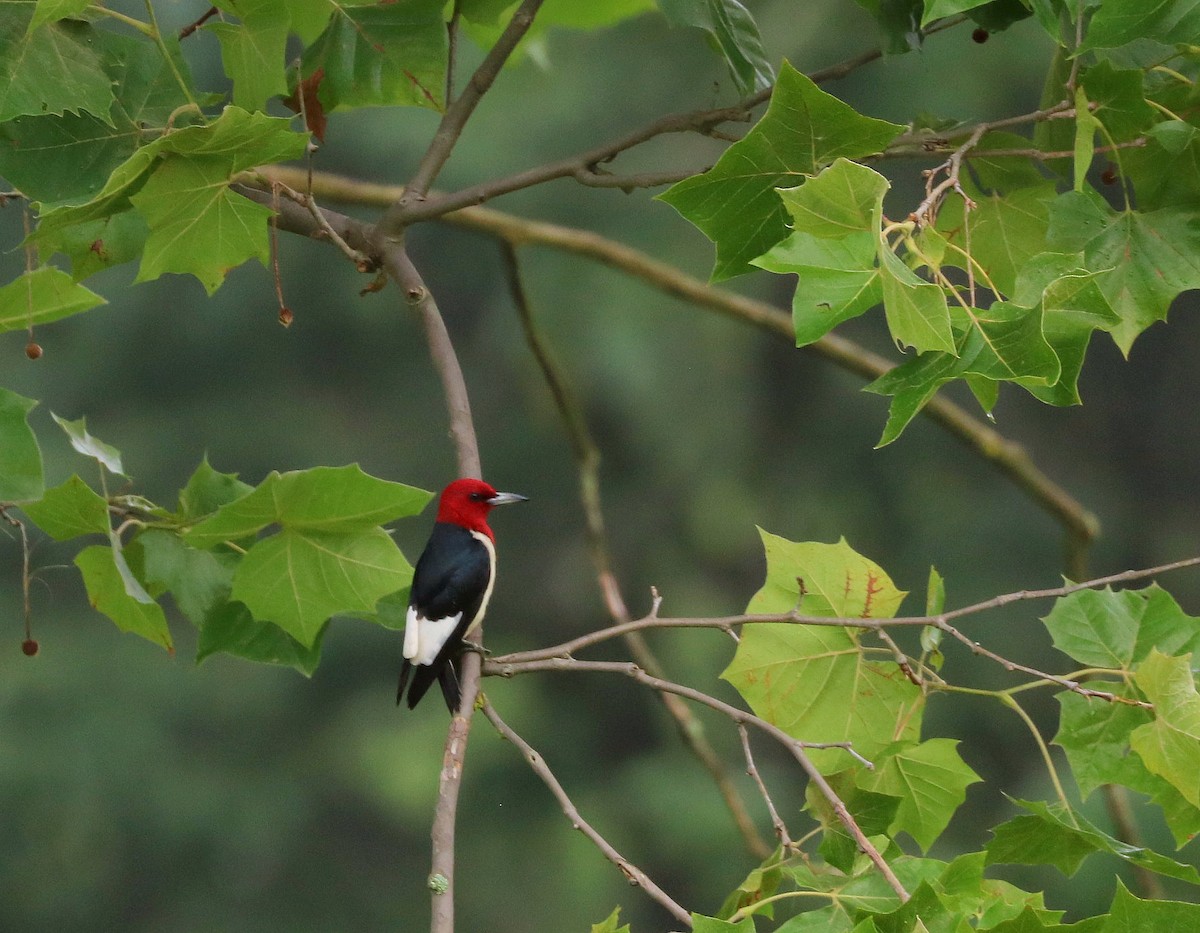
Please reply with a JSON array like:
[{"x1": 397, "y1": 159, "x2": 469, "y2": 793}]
[
  {"x1": 404, "y1": 606, "x2": 464, "y2": 666},
  {"x1": 403, "y1": 605, "x2": 421, "y2": 659}
]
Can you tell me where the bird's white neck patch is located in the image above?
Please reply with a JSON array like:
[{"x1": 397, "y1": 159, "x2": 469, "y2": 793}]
[{"x1": 465, "y1": 530, "x2": 497, "y2": 636}]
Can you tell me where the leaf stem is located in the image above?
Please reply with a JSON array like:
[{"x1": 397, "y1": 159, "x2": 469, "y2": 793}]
[
  {"x1": 88, "y1": 5, "x2": 154, "y2": 36},
  {"x1": 142, "y1": 0, "x2": 202, "y2": 116},
  {"x1": 999, "y1": 692, "x2": 1075, "y2": 818}
]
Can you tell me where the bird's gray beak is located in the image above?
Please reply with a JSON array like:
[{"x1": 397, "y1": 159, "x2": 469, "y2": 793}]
[{"x1": 487, "y1": 492, "x2": 528, "y2": 506}]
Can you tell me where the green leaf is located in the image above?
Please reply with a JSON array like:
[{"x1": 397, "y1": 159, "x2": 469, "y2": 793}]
[
  {"x1": 657, "y1": 0, "x2": 773, "y2": 93},
  {"x1": 723, "y1": 531, "x2": 917, "y2": 768},
  {"x1": 861, "y1": 880, "x2": 968, "y2": 933},
  {"x1": 302, "y1": 1, "x2": 448, "y2": 112},
  {"x1": 937, "y1": 182, "x2": 1057, "y2": 298},
  {"x1": 805, "y1": 770, "x2": 901, "y2": 872},
  {"x1": 75, "y1": 544, "x2": 172, "y2": 650},
  {"x1": 1104, "y1": 879, "x2": 1200, "y2": 930},
  {"x1": 1042, "y1": 586, "x2": 1140, "y2": 669},
  {"x1": 691, "y1": 915, "x2": 755, "y2": 932},
  {"x1": 1081, "y1": 62, "x2": 1156, "y2": 142},
  {"x1": 1027, "y1": 269, "x2": 1121, "y2": 405},
  {"x1": 109, "y1": 107, "x2": 310, "y2": 292},
  {"x1": 659, "y1": 62, "x2": 903, "y2": 281},
  {"x1": 1047, "y1": 192, "x2": 1200, "y2": 355},
  {"x1": 0, "y1": 266, "x2": 106, "y2": 333},
  {"x1": 31, "y1": 144, "x2": 162, "y2": 241},
  {"x1": 129, "y1": 156, "x2": 277, "y2": 295},
  {"x1": 925, "y1": 567, "x2": 945, "y2": 617},
  {"x1": 1131, "y1": 585, "x2": 1200, "y2": 662},
  {"x1": 177, "y1": 458, "x2": 255, "y2": 523},
  {"x1": 0, "y1": 388, "x2": 44, "y2": 502},
  {"x1": 31, "y1": 106, "x2": 306, "y2": 278},
  {"x1": 744, "y1": 529, "x2": 908, "y2": 618},
  {"x1": 1124, "y1": 124, "x2": 1200, "y2": 211},
  {"x1": 776, "y1": 159, "x2": 890, "y2": 239},
  {"x1": 19, "y1": 475, "x2": 108, "y2": 539},
  {"x1": 1055, "y1": 690, "x2": 1154, "y2": 798},
  {"x1": 197, "y1": 599, "x2": 323, "y2": 676},
  {"x1": 783, "y1": 855, "x2": 950, "y2": 930},
  {"x1": 28, "y1": 0, "x2": 92, "y2": 32},
  {"x1": 852, "y1": 0, "x2": 923, "y2": 53},
  {"x1": 718, "y1": 856, "x2": 785, "y2": 921},
  {"x1": 208, "y1": 0, "x2": 291, "y2": 111},
  {"x1": 590, "y1": 906, "x2": 632, "y2": 933},
  {"x1": 186, "y1": 465, "x2": 431, "y2": 546},
  {"x1": 1081, "y1": 0, "x2": 1200, "y2": 51},
  {"x1": 0, "y1": 111, "x2": 135, "y2": 206},
  {"x1": 865, "y1": 299, "x2": 1060, "y2": 445},
  {"x1": 0, "y1": 30, "x2": 196, "y2": 207},
  {"x1": 51, "y1": 411, "x2": 124, "y2": 475},
  {"x1": 986, "y1": 797, "x2": 1200, "y2": 884},
  {"x1": 1073, "y1": 86, "x2": 1101, "y2": 192},
  {"x1": 1130, "y1": 650, "x2": 1200, "y2": 808},
  {"x1": 138, "y1": 529, "x2": 235, "y2": 625},
  {"x1": 0, "y1": 7, "x2": 114, "y2": 122},
  {"x1": 753, "y1": 231, "x2": 882, "y2": 346},
  {"x1": 37, "y1": 211, "x2": 149, "y2": 282},
  {"x1": 231, "y1": 527, "x2": 414, "y2": 647},
  {"x1": 878, "y1": 249, "x2": 954, "y2": 353},
  {"x1": 1055, "y1": 689, "x2": 1200, "y2": 847},
  {"x1": 859, "y1": 739, "x2": 981, "y2": 851},
  {"x1": 921, "y1": 0, "x2": 989, "y2": 26}
]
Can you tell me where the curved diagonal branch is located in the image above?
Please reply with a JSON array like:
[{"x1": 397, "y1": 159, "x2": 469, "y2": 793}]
[
  {"x1": 486, "y1": 657, "x2": 910, "y2": 902},
  {"x1": 501, "y1": 242, "x2": 771, "y2": 859},
  {"x1": 482, "y1": 700, "x2": 693, "y2": 926}
]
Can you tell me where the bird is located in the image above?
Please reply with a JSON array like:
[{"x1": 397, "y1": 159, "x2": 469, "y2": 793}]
[{"x1": 398, "y1": 478, "x2": 528, "y2": 712}]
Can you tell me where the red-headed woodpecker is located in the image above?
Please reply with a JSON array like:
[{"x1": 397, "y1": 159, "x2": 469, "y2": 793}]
[{"x1": 397, "y1": 478, "x2": 528, "y2": 712}]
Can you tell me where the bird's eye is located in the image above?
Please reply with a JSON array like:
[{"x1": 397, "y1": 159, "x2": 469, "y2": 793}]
[{"x1": 469, "y1": 492, "x2": 485, "y2": 501}]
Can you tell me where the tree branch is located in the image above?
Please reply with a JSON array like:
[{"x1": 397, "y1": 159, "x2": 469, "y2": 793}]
[
  {"x1": 246, "y1": 166, "x2": 1102, "y2": 576},
  {"x1": 501, "y1": 242, "x2": 772, "y2": 860},
  {"x1": 491, "y1": 556, "x2": 1200, "y2": 707},
  {"x1": 385, "y1": 39, "x2": 918, "y2": 224},
  {"x1": 376, "y1": 0, "x2": 545, "y2": 236},
  {"x1": 738, "y1": 724, "x2": 796, "y2": 852},
  {"x1": 482, "y1": 700, "x2": 693, "y2": 926},
  {"x1": 485, "y1": 657, "x2": 908, "y2": 901}
]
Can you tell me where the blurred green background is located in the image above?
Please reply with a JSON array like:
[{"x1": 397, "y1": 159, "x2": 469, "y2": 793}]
[{"x1": 2, "y1": 2, "x2": 1199, "y2": 930}]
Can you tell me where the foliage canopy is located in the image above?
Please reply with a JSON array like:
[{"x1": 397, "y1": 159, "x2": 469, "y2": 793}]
[{"x1": 3, "y1": 0, "x2": 1200, "y2": 931}]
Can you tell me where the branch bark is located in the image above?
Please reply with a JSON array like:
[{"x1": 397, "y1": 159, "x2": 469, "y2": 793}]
[
  {"x1": 483, "y1": 701, "x2": 693, "y2": 926},
  {"x1": 245, "y1": 166, "x2": 1102, "y2": 576},
  {"x1": 485, "y1": 657, "x2": 909, "y2": 901},
  {"x1": 501, "y1": 242, "x2": 771, "y2": 859}
]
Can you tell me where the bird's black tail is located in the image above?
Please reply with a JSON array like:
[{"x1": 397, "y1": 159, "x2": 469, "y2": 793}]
[{"x1": 397, "y1": 658, "x2": 461, "y2": 713}]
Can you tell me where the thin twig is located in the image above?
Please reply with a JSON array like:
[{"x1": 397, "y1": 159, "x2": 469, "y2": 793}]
[
  {"x1": 482, "y1": 700, "x2": 693, "y2": 926},
  {"x1": 486, "y1": 657, "x2": 907, "y2": 900},
  {"x1": 272, "y1": 180, "x2": 372, "y2": 269},
  {"x1": 909, "y1": 103, "x2": 1075, "y2": 224},
  {"x1": 0, "y1": 507, "x2": 32, "y2": 642},
  {"x1": 377, "y1": 0, "x2": 545, "y2": 234},
  {"x1": 738, "y1": 724, "x2": 796, "y2": 852},
  {"x1": 489, "y1": 555, "x2": 1200, "y2": 707},
  {"x1": 446, "y1": 1, "x2": 462, "y2": 106},
  {"x1": 501, "y1": 242, "x2": 771, "y2": 859},
  {"x1": 178, "y1": 5, "x2": 217, "y2": 39}
]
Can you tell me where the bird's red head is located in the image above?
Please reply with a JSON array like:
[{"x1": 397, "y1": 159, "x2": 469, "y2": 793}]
[{"x1": 435, "y1": 478, "x2": 528, "y2": 539}]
